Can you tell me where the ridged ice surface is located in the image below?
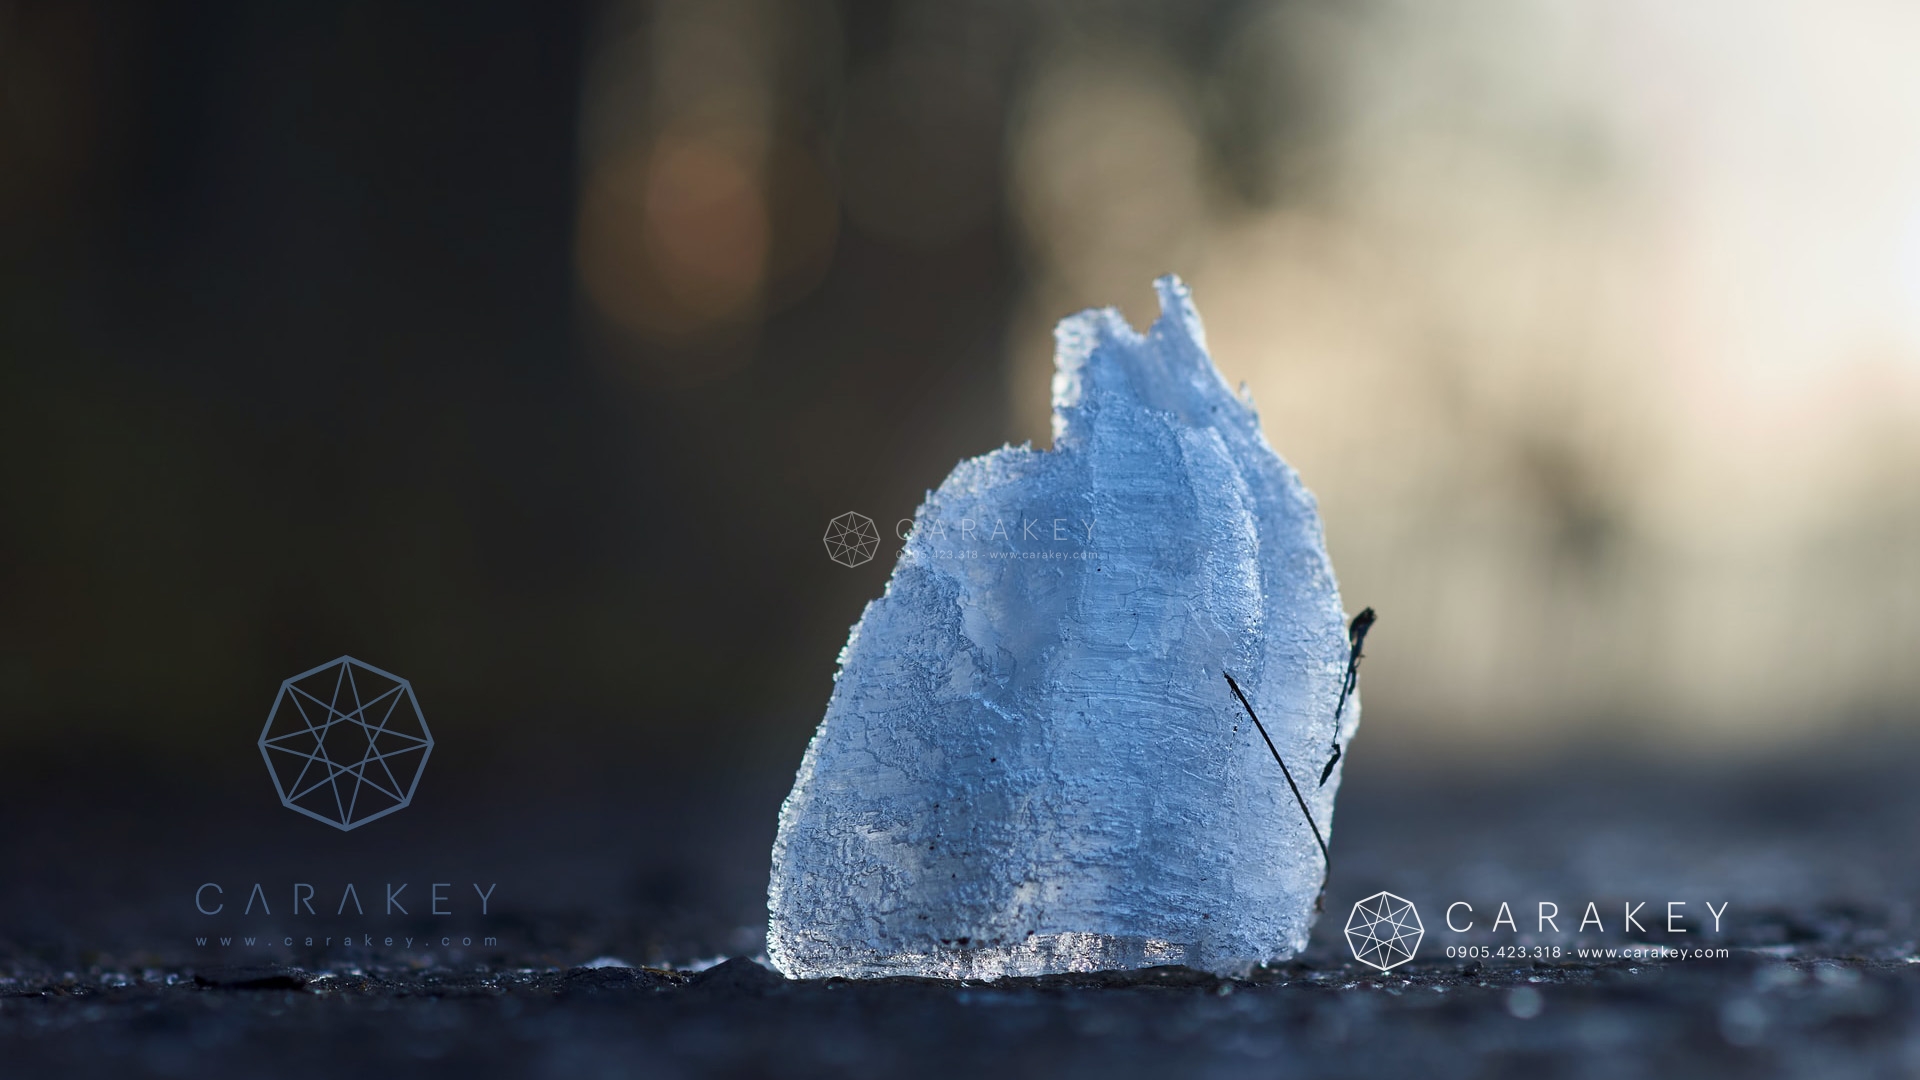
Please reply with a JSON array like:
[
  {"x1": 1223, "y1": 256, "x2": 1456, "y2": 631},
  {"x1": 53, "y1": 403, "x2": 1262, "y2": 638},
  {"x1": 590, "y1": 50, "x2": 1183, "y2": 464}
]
[{"x1": 768, "y1": 277, "x2": 1355, "y2": 979}]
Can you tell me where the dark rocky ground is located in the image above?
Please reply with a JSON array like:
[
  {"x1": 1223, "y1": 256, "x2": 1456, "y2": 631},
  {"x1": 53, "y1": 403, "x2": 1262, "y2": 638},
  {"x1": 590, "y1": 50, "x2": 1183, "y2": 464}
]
[
  {"x1": 4, "y1": 742, "x2": 1918, "y2": 1077},
  {"x1": 6, "y1": 951, "x2": 1916, "y2": 1079}
]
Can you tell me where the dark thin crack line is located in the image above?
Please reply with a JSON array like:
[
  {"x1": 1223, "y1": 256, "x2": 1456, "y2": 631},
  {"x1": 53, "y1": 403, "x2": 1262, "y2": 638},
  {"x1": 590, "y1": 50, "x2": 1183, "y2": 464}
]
[
  {"x1": 1223, "y1": 670, "x2": 1329, "y2": 870},
  {"x1": 1319, "y1": 607, "x2": 1377, "y2": 787}
]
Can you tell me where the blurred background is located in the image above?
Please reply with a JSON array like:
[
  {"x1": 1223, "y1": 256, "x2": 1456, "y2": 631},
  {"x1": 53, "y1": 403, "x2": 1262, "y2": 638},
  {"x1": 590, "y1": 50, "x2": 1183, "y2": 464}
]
[{"x1": 3, "y1": 0, "x2": 1919, "y2": 962}]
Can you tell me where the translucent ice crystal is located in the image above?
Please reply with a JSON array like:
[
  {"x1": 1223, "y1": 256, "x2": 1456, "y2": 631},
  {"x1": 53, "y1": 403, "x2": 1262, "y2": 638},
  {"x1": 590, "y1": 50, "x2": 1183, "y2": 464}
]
[{"x1": 768, "y1": 276, "x2": 1357, "y2": 979}]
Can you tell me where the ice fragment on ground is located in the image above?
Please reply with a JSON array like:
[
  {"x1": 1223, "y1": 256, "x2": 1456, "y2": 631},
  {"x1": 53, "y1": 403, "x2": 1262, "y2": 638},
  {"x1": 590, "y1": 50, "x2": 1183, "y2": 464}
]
[{"x1": 769, "y1": 276, "x2": 1356, "y2": 978}]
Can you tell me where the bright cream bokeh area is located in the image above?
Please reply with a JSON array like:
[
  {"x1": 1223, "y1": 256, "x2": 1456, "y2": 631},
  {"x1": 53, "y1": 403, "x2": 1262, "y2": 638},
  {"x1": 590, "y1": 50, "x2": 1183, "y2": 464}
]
[{"x1": 1004, "y1": 1, "x2": 1920, "y2": 754}]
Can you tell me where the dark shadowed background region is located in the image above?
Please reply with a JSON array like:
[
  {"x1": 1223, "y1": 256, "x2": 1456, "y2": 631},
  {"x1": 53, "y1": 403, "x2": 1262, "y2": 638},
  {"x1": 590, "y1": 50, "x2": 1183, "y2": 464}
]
[{"x1": 3, "y1": 0, "x2": 1920, "y2": 975}]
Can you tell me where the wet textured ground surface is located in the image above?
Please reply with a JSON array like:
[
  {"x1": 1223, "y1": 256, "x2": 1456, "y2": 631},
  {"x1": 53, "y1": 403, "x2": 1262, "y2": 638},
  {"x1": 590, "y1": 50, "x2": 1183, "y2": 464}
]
[
  {"x1": 6, "y1": 951, "x2": 1917, "y2": 1078},
  {"x1": 5, "y1": 744, "x2": 1919, "y2": 1077}
]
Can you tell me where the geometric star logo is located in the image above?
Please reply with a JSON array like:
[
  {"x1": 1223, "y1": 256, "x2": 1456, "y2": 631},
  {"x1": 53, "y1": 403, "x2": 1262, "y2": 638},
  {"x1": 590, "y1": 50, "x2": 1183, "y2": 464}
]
[
  {"x1": 1345, "y1": 890, "x2": 1424, "y2": 971},
  {"x1": 822, "y1": 511, "x2": 881, "y2": 568},
  {"x1": 258, "y1": 656, "x2": 433, "y2": 831}
]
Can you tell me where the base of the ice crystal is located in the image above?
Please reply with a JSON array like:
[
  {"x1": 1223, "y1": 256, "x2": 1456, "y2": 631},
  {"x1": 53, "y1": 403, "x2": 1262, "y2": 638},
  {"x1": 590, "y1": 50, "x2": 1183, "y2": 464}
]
[{"x1": 768, "y1": 276, "x2": 1357, "y2": 979}]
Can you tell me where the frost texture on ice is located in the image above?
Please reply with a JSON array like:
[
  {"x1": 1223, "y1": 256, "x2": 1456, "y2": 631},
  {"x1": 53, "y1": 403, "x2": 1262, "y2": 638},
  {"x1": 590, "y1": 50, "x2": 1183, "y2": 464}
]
[{"x1": 769, "y1": 276, "x2": 1356, "y2": 979}]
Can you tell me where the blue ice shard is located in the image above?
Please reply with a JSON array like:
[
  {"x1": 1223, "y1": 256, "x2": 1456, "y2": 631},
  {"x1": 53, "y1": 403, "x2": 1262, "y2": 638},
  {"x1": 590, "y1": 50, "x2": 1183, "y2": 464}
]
[{"x1": 768, "y1": 277, "x2": 1356, "y2": 978}]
